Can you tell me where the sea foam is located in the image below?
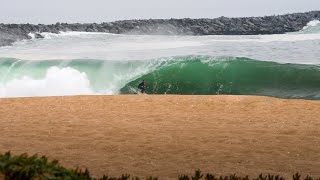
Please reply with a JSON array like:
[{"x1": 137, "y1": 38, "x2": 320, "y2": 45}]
[{"x1": 0, "y1": 67, "x2": 94, "y2": 98}]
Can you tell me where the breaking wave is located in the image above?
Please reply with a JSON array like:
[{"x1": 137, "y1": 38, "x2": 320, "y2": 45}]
[{"x1": 0, "y1": 56, "x2": 319, "y2": 99}]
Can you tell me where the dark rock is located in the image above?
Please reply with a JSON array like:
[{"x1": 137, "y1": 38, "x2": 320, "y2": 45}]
[
  {"x1": 0, "y1": 10, "x2": 319, "y2": 47},
  {"x1": 34, "y1": 33, "x2": 44, "y2": 39}
]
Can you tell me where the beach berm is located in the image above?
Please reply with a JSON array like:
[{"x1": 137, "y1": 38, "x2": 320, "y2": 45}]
[{"x1": 0, "y1": 95, "x2": 319, "y2": 179}]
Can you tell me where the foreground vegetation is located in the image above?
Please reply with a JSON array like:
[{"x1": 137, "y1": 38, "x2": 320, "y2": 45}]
[{"x1": 0, "y1": 152, "x2": 319, "y2": 180}]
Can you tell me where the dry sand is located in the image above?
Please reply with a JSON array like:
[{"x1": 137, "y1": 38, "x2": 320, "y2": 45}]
[{"x1": 0, "y1": 95, "x2": 320, "y2": 179}]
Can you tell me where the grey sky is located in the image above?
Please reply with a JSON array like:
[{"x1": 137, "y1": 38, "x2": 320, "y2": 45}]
[{"x1": 0, "y1": 0, "x2": 319, "y2": 24}]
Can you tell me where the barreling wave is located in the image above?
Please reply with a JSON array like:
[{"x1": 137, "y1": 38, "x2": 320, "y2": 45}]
[
  {"x1": 0, "y1": 56, "x2": 320, "y2": 99},
  {"x1": 121, "y1": 56, "x2": 320, "y2": 99}
]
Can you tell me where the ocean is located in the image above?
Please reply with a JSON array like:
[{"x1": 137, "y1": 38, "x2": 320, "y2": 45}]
[{"x1": 0, "y1": 20, "x2": 319, "y2": 99}]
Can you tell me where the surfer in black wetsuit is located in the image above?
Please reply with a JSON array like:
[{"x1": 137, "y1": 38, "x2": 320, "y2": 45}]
[{"x1": 138, "y1": 80, "x2": 145, "y2": 94}]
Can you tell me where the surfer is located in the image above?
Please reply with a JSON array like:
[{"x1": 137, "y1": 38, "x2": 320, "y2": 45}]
[{"x1": 138, "y1": 80, "x2": 145, "y2": 94}]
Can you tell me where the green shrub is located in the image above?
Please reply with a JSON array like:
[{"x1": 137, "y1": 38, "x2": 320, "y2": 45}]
[{"x1": 1, "y1": 151, "x2": 319, "y2": 180}]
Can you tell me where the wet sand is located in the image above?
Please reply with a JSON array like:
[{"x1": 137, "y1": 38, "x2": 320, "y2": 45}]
[{"x1": 0, "y1": 95, "x2": 319, "y2": 179}]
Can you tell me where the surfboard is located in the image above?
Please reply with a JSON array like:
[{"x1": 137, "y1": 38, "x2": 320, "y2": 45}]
[{"x1": 128, "y1": 86, "x2": 147, "y2": 95}]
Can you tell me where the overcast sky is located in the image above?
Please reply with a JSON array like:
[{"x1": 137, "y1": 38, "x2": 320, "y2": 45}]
[{"x1": 0, "y1": 0, "x2": 319, "y2": 24}]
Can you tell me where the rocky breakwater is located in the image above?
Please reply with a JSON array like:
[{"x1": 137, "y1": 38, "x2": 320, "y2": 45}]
[{"x1": 0, "y1": 11, "x2": 319, "y2": 46}]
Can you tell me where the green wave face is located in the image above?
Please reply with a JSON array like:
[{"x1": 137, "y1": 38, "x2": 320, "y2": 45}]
[{"x1": 120, "y1": 57, "x2": 320, "y2": 99}]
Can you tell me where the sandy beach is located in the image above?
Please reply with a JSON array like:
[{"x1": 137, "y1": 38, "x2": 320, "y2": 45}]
[{"x1": 0, "y1": 95, "x2": 319, "y2": 179}]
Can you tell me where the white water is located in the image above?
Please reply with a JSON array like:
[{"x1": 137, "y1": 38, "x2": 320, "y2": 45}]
[
  {"x1": 0, "y1": 67, "x2": 94, "y2": 97},
  {"x1": 302, "y1": 20, "x2": 320, "y2": 32},
  {"x1": 0, "y1": 20, "x2": 319, "y2": 98}
]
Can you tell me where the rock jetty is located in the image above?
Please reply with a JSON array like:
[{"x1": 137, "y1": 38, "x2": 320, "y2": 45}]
[{"x1": 0, "y1": 11, "x2": 319, "y2": 46}]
